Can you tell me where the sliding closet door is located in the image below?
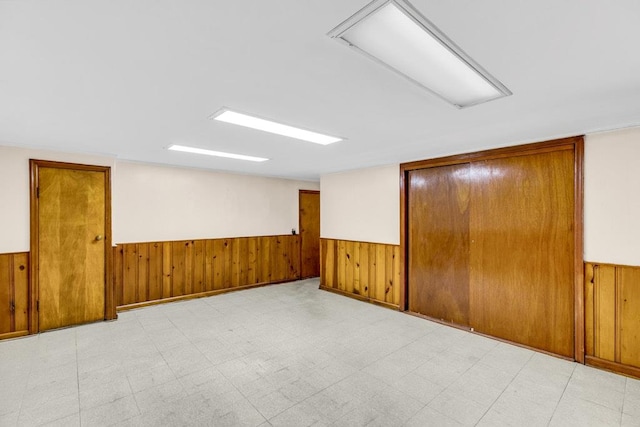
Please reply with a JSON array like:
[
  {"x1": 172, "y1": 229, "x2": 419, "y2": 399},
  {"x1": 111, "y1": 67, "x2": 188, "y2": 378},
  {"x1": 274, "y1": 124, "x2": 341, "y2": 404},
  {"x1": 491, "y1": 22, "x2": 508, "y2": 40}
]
[
  {"x1": 403, "y1": 138, "x2": 580, "y2": 359},
  {"x1": 407, "y1": 164, "x2": 471, "y2": 326},
  {"x1": 469, "y1": 150, "x2": 575, "y2": 357}
]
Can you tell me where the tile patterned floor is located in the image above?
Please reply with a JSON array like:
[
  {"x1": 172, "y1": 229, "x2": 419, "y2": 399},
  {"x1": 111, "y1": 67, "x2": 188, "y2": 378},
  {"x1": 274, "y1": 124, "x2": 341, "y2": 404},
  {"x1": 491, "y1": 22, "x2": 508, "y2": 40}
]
[{"x1": 0, "y1": 278, "x2": 638, "y2": 426}]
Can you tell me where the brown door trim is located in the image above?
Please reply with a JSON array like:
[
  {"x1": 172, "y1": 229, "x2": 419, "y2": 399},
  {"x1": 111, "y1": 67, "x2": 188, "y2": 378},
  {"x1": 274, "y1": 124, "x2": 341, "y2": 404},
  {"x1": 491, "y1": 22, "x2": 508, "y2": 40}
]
[
  {"x1": 399, "y1": 136, "x2": 585, "y2": 362},
  {"x1": 29, "y1": 159, "x2": 114, "y2": 333}
]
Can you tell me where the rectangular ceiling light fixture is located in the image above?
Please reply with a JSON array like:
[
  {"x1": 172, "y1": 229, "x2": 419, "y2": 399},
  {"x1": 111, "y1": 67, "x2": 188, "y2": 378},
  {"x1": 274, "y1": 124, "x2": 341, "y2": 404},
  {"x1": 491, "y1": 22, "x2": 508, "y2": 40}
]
[
  {"x1": 168, "y1": 144, "x2": 268, "y2": 162},
  {"x1": 211, "y1": 108, "x2": 343, "y2": 145},
  {"x1": 328, "y1": 0, "x2": 512, "y2": 108}
]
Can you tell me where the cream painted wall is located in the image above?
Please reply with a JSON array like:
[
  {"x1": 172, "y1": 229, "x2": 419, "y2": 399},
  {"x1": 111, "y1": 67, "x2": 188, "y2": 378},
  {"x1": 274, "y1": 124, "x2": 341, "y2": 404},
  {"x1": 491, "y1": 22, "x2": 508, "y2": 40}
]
[
  {"x1": 319, "y1": 127, "x2": 640, "y2": 265},
  {"x1": 320, "y1": 164, "x2": 399, "y2": 245},
  {"x1": 0, "y1": 145, "x2": 116, "y2": 253},
  {"x1": 114, "y1": 161, "x2": 318, "y2": 243},
  {"x1": 584, "y1": 127, "x2": 640, "y2": 266},
  {"x1": 0, "y1": 144, "x2": 318, "y2": 253},
  {"x1": 4, "y1": 126, "x2": 640, "y2": 263}
]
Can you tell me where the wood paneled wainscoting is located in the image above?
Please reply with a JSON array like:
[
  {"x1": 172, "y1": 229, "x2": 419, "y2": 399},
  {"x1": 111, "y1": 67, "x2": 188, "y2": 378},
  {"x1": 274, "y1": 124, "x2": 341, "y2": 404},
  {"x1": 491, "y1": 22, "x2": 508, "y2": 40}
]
[
  {"x1": 319, "y1": 238, "x2": 401, "y2": 309},
  {"x1": 0, "y1": 252, "x2": 29, "y2": 340},
  {"x1": 114, "y1": 235, "x2": 300, "y2": 310},
  {"x1": 585, "y1": 262, "x2": 640, "y2": 378}
]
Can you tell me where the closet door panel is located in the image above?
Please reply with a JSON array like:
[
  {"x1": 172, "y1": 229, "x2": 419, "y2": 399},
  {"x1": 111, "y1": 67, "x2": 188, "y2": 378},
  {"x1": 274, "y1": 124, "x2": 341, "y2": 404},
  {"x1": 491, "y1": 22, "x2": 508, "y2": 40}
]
[
  {"x1": 469, "y1": 150, "x2": 574, "y2": 357},
  {"x1": 408, "y1": 164, "x2": 471, "y2": 325}
]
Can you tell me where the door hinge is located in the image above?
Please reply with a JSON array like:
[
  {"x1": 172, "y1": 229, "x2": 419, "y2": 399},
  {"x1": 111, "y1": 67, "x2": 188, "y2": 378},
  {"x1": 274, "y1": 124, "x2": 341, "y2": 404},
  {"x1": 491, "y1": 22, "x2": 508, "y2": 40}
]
[
  {"x1": 10, "y1": 301, "x2": 15, "y2": 313},
  {"x1": 36, "y1": 187, "x2": 40, "y2": 198}
]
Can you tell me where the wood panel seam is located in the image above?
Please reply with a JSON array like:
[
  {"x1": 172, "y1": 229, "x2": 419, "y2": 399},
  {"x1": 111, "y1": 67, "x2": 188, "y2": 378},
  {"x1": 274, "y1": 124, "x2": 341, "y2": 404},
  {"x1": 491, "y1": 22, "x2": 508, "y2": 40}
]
[{"x1": 114, "y1": 235, "x2": 301, "y2": 308}]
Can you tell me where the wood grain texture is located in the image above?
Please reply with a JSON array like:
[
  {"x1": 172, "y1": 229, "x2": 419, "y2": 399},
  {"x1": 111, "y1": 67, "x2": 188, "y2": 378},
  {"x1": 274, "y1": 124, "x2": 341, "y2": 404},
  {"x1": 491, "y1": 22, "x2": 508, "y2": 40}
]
[
  {"x1": 399, "y1": 137, "x2": 585, "y2": 361},
  {"x1": 619, "y1": 267, "x2": 640, "y2": 367},
  {"x1": 114, "y1": 235, "x2": 301, "y2": 308},
  {"x1": 0, "y1": 253, "x2": 29, "y2": 340},
  {"x1": 584, "y1": 263, "x2": 595, "y2": 357},
  {"x1": 585, "y1": 262, "x2": 640, "y2": 373},
  {"x1": 585, "y1": 355, "x2": 640, "y2": 380},
  {"x1": 400, "y1": 136, "x2": 585, "y2": 361},
  {"x1": 469, "y1": 150, "x2": 575, "y2": 358},
  {"x1": 401, "y1": 137, "x2": 579, "y2": 171},
  {"x1": 37, "y1": 166, "x2": 106, "y2": 331},
  {"x1": 30, "y1": 160, "x2": 113, "y2": 332},
  {"x1": 0, "y1": 255, "x2": 11, "y2": 335},
  {"x1": 407, "y1": 164, "x2": 471, "y2": 326},
  {"x1": 299, "y1": 190, "x2": 320, "y2": 278},
  {"x1": 585, "y1": 264, "x2": 617, "y2": 360},
  {"x1": 573, "y1": 141, "x2": 585, "y2": 363},
  {"x1": 320, "y1": 238, "x2": 401, "y2": 308}
]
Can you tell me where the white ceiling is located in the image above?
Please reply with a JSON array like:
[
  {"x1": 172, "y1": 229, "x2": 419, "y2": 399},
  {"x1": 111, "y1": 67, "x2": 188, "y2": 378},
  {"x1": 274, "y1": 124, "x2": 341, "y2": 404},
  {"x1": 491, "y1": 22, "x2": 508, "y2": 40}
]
[{"x1": 1, "y1": 0, "x2": 640, "y2": 181}]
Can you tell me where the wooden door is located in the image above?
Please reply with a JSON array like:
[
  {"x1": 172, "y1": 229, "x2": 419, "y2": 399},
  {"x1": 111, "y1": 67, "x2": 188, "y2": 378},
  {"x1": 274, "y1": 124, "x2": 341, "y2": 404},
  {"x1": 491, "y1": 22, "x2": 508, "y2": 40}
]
[
  {"x1": 30, "y1": 160, "x2": 112, "y2": 332},
  {"x1": 407, "y1": 164, "x2": 471, "y2": 325},
  {"x1": 403, "y1": 138, "x2": 580, "y2": 359},
  {"x1": 299, "y1": 190, "x2": 320, "y2": 278},
  {"x1": 468, "y1": 151, "x2": 575, "y2": 357}
]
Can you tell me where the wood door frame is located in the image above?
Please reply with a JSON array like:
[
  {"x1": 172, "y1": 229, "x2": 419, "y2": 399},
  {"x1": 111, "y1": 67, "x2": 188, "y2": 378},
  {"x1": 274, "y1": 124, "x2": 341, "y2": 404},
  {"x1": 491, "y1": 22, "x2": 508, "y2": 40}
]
[
  {"x1": 299, "y1": 190, "x2": 320, "y2": 279},
  {"x1": 29, "y1": 159, "x2": 115, "y2": 333},
  {"x1": 399, "y1": 136, "x2": 585, "y2": 363}
]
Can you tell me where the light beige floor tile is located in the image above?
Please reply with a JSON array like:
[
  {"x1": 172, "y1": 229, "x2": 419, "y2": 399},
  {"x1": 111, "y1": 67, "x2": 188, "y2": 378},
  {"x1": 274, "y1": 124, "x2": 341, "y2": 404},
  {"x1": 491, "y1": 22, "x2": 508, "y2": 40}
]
[
  {"x1": 79, "y1": 375, "x2": 133, "y2": 410},
  {"x1": 0, "y1": 279, "x2": 635, "y2": 427},
  {"x1": 405, "y1": 406, "x2": 465, "y2": 427},
  {"x1": 80, "y1": 395, "x2": 140, "y2": 427},
  {"x1": 427, "y1": 390, "x2": 490, "y2": 426},
  {"x1": 549, "y1": 395, "x2": 622, "y2": 427}
]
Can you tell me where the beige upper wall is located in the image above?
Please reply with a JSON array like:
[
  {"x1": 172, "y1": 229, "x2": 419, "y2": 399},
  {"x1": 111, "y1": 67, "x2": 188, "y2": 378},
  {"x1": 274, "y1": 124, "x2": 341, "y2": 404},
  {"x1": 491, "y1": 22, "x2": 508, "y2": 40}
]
[
  {"x1": 320, "y1": 164, "x2": 399, "y2": 245},
  {"x1": 114, "y1": 161, "x2": 318, "y2": 244},
  {"x1": 0, "y1": 145, "x2": 318, "y2": 253},
  {"x1": 584, "y1": 127, "x2": 640, "y2": 266},
  {"x1": 0, "y1": 145, "x2": 116, "y2": 253},
  {"x1": 320, "y1": 127, "x2": 640, "y2": 267},
  {"x1": 4, "y1": 126, "x2": 639, "y2": 264}
]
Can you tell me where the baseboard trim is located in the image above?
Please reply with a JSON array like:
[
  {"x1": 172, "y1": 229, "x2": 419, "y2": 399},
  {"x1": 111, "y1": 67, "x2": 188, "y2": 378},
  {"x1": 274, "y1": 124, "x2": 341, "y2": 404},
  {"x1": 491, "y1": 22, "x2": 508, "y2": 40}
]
[
  {"x1": 405, "y1": 310, "x2": 575, "y2": 362},
  {"x1": 117, "y1": 278, "x2": 296, "y2": 311},
  {"x1": 0, "y1": 330, "x2": 29, "y2": 341},
  {"x1": 319, "y1": 285, "x2": 399, "y2": 310},
  {"x1": 585, "y1": 355, "x2": 640, "y2": 379}
]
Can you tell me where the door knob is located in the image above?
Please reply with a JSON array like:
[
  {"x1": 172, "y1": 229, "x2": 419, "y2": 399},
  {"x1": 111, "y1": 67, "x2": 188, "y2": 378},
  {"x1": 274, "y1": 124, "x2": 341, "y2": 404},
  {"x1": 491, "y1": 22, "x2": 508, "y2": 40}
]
[{"x1": 95, "y1": 235, "x2": 103, "y2": 241}]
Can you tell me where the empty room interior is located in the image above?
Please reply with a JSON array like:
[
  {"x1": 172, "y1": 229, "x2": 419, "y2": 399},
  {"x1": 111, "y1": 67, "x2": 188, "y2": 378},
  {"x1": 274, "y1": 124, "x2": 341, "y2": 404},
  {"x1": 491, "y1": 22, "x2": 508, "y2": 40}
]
[{"x1": 1, "y1": 0, "x2": 640, "y2": 426}]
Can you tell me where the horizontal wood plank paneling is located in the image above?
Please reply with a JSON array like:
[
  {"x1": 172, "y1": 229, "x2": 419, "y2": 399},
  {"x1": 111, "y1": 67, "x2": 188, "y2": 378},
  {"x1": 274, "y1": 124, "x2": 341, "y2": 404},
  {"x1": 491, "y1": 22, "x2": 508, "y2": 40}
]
[
  {"x1": 114, "y1": 235, "x2": 300, "y2": 309},
  {"x1": 320, "y1": 238, "x2": 401, "y2": 309},
  {"x1": 0, "y1": 252, "x2": 29, "y2": 340},
  {"x1": 585, "y1": 262, "x2": 640, "y2": 378}
]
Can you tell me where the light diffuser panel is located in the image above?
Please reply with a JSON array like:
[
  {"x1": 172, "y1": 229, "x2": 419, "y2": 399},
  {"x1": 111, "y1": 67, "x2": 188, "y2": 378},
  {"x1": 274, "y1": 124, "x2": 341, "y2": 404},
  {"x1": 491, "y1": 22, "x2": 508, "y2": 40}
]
[
  {"x1": 212, "y1": 109, "x2": 343, "y2": 145},
  {"x1": 168, "y1": 144, "x2": 268, "y2": 162},
  {"x1": 328, "y1": 0, "x2": 511, "y2": 108}
]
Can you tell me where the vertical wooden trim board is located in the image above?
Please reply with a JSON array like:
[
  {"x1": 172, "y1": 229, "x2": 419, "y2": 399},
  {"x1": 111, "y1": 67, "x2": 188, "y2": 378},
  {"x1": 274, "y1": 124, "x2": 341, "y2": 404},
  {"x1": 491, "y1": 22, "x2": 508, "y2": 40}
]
[
  {"x1": 114, "y1": 235, "x2": 301, "y2": 309},
  {"x1": 399, "y1": 163, "x2": 408, "y2": 312},
  {"x1": 0, "y1": 252, "x2": 30, "y2": 340},
  {"x1": 574, "y1": 141, "x2": 585, "y2": 363},
  {"x1": 400, "y1": 136, "x2": 584, "y2": 361},
  {"x1": 319, "y1": 238, "x2": 401, "y2": 309}
]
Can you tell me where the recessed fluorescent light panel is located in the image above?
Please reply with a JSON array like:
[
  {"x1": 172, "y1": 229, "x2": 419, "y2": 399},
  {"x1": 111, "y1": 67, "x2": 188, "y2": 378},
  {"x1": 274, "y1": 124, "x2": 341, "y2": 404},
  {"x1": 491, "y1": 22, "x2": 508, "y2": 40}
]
[
  {"x1": 211, "y1": 109, "x2": 343, "y2": 145},
  {"x1": 328, "y1": 0, "x2": 512, "y2": 108},
  {"x1": 168, "y1": 144, "x2": 268, "y2": 162}
]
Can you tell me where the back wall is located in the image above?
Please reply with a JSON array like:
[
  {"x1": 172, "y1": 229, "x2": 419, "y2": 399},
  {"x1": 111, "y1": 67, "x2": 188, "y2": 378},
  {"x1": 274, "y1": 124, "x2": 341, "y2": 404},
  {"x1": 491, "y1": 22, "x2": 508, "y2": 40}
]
[{"x1": 0, "y1": 145, "x2": 318, "y2": 253}]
